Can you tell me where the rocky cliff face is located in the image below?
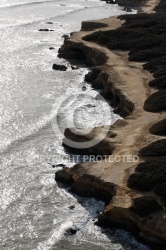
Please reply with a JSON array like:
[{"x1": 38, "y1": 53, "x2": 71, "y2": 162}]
[{"x1": 55, "y1": 0, "x2": 166, "y2": 247}]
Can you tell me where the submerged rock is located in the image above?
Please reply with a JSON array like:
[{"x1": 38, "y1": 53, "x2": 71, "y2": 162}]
[
  {"x1": 38, "y1": 28, "x2": 54, "y2": 32},
  {"x1": 82, "y1": 86, "x2": 87, "y2": 91},
  {"x1": 68, "y1": 205, "x2": 75, "y2": 210},
  {"x1": 65, "y1": 227, "x2": 77, "y2": 235},
  {"x1": 56, "y1": 163, "x2": 66, "y2": 168},
  {"x1": 52, "y1": 64, "x2": 67, "y2": 71}
]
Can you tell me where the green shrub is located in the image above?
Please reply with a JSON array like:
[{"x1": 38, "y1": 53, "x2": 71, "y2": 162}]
[{"x1": 130, "y1": 196, "x2": 162, "y2": 217}]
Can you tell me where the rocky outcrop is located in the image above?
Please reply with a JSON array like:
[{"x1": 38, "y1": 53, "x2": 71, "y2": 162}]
[
  {"x1": 58, "y1": 39, "x2": 108, "y2": 66},
  {"x1": 63, "y1": 126, "x2": 115, "y2": 155},
  {"x1": 52, "y1": 64, "x2": 67, "y2": 71}
]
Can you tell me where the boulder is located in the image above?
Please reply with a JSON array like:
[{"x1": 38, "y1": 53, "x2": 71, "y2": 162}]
[{"x1": 52, "y1": 64, "x2": 67, "y2": 71}]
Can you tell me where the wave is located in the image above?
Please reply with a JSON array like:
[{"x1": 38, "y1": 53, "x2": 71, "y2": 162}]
[
  {"x1": 0, "y1": 4, "x2": 88, "y2": 30},
  {"x1": 0, "y1": 117, "x2": 52, "y2": 155},
  {"x1": 0, "y1": 0, "x2": 54, "y2": 9},
  {"x1": 37, "y1": 221, "x2": 74, "y2": 250}
]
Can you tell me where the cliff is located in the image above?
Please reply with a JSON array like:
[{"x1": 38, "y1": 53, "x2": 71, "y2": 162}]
[{"x1": 55, "y1": 0, "x2": 166, "y2": 248}]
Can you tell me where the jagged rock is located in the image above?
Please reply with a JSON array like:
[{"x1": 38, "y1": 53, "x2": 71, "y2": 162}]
[
  {"x1": 62, "y1": 34, "x2": 69, "y2": 40},
  {"x1": 52, "y1": 64, "x2": 67, "y2": 71},
  {"x1": 71, "y1": 65, "x2": 79, "y2": 70},
  {"x1": 123, "y1": 6, "x2": 133, "y2": 12}
]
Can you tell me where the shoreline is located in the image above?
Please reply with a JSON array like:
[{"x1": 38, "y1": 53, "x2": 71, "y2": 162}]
[{"x1": 55, "y1": 0, "x2": 166, "y2": 248}]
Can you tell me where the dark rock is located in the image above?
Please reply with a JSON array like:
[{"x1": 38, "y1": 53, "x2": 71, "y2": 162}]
[
  {"x1": 52, "y1": 64, "x2": 67, "y2": 71},
  {"x1": 123, "y1": 7, "x2": 133, "y2": 12},
  {"x1": 39, "y1": 29, "x2": 49, "y2": 32},
  {"x1": 85, "y1": 68, "x2": 101, "y2": 82},
  {"x1": 68, "y1": 205, "x2": 75, "y2": 210},
  {"x1": 69, "y1": 228, "x2": 77, "y2": 234},
  {"x1": 49, "y1": 47, "x2": 55, "y2": 50},
  {"x1": 65, "y1": 228, "x2": 77, "y2": 235},
  {"x1": 62, "y1": 34, "x2": 69, "y2": 40},
  {"x1": 85, "y1": 104, "x2": 96, "y2": 108},
  {"x1": 71, "y1": 65, "x2": 79, "y2": 70},
  {"x1": 56, "y1": 163, "x2": 66, "y2": 168},
  {"x1": 106, "y1": 0, "x2": 117, "y2": 4},
  {"x1": 55, "y1": 169, "x2": 73, "y2": 184},
  {"x1": 46, "y1": 22, "x2": 53, "y2": 24},
  {"x1": 82, "y1": 86, "x2": 87, "y2": 91},
  {"x1": 50, "y1": 29, "x2": 55, "y2": 31}
]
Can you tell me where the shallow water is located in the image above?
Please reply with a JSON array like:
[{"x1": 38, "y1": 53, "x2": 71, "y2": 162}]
[{"x1": 0, "y1": 1, "x2": 149, "y2": 249}]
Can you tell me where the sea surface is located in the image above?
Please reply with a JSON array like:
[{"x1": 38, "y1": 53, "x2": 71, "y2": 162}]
[{"x1": 0, "y1": 1, "x2": 149, "y2": 249}]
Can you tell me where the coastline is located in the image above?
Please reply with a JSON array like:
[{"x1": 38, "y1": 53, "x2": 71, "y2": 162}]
[{"x1": 55, "y1": 0, "x2": 166, "y2": 248}]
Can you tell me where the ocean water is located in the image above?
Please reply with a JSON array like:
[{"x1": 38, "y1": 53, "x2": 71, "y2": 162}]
[{"x1": 0, "y1": 1, "x2": 149, "y2": 250}]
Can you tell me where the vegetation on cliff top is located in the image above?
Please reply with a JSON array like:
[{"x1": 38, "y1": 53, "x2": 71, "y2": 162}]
[{"x1": 128, "y1": 160, "x2": 166, "y2": 200}]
